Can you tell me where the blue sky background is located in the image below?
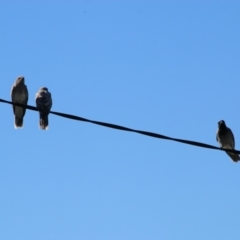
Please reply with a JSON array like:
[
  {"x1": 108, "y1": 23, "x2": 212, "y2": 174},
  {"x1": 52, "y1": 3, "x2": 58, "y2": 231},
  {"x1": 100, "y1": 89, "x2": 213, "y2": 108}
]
[{"x1": 1, "y1": 1, "x2": 240, "y2": 239}]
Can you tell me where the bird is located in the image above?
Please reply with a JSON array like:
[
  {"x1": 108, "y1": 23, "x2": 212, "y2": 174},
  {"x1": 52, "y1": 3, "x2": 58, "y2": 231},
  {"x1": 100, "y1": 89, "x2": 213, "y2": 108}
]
[
  {"x1": 216, "y1": 120, "x2": 240, "y2": 162},
  {"x1": 11, "y1": 76, "x2": 28, "y2": 128},
  {"x1": 35, "y1": 87, "x2": 52, "y2": 130}
]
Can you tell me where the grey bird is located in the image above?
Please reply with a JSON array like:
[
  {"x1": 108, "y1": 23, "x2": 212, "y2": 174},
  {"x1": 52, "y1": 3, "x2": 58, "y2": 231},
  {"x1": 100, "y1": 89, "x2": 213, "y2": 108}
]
[
  {"x1": 11, "y1": 76, "x2": 28, "y2": 128},
  {"x1": 35, "y1": 87, "x2": 52, "y2": 130},
  {"x1": 216, "y1": 120, "x2": 240, "y2": 162}
]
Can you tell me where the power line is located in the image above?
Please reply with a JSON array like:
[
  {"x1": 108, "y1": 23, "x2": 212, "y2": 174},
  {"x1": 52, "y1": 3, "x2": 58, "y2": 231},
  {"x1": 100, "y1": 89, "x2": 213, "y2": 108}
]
[{"x1": 1, "y1": 97, "x2": 239, "y2": 154}]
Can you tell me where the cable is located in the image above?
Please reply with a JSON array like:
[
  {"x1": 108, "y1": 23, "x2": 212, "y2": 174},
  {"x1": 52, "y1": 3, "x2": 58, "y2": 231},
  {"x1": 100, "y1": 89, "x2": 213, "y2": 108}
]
[{"x1": 1, "y1": 97, "x2": 240, "y2": 154}]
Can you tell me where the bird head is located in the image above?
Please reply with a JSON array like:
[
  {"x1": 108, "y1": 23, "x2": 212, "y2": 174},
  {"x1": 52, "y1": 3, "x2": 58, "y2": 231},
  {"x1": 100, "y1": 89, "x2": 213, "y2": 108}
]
[
  {"x1": 40, "y1": 87, "x2": 48, "y2": 92},
  {"x1": 16, "y1": 76, "x2": 25, "y2": 84},
  {"x1": 218, "y1": 120, "x2": 227, "y2": 130}
]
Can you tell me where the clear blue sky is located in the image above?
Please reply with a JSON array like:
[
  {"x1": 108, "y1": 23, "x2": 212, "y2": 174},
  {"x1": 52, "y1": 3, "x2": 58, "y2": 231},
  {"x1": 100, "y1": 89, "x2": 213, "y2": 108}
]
[{"x1": 1, "y1": 1, "x2": 240, "y2": 239}]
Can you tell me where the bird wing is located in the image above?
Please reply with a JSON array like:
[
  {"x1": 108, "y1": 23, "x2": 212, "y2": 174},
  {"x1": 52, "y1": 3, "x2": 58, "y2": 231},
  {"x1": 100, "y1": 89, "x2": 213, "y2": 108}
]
[
  {"x1": 36, "y1": 90, "x2": 52, "y2": 113},
  {"x1": 11, "y1": 83, "x2": 28, "y2": 115},
  {"x1": 11, "y1": 84, "x2": 17, "y2": 114},
  {"x1": 228, "y1": 128, "x2": 235, "y2": 148}
]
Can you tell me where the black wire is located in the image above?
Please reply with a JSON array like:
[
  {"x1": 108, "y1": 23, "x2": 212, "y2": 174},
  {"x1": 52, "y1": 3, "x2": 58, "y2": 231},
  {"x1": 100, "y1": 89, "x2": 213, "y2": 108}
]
[{"x1": 1, "y1": 98, "x2": 240, "y2": 154}]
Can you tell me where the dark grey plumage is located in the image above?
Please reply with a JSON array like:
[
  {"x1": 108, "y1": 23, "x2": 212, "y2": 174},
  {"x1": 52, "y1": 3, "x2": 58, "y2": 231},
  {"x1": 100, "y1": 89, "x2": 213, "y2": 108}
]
[
  {"x1": 216, "y1": 120, "x2": 240, "y2": 162},
  {"x1": 11, "y1": 76, "x2": 28, "y2": 128},
  {"x1": 35, "y1": 87, "x2": 52, "y2": 130}
]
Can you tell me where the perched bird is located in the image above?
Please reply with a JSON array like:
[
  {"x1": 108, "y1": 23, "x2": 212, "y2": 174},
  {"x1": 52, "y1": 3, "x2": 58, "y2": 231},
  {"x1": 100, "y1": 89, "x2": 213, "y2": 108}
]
[
  {"x1": 11, "y1": 76, "x2": 28, "y2": 128},
  {"x1": 35, "y1": 87, "x2": 52, "y2": 130},
  {"x1": 216, "y1": 120, "x2": 240, "y2": 162}
]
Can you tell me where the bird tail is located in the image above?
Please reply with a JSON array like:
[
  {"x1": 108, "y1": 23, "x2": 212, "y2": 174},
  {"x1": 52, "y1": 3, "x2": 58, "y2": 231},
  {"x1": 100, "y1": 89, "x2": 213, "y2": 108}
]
[
  {"x1": 14, "y1": 117, "x2": 23, "y2": 129},
  {"x1": 39, "y1": 113, "x2": 49, "y2": 130},
  {"x1": 226, "y1": 152, "x2": 240, "y2": 162}
]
